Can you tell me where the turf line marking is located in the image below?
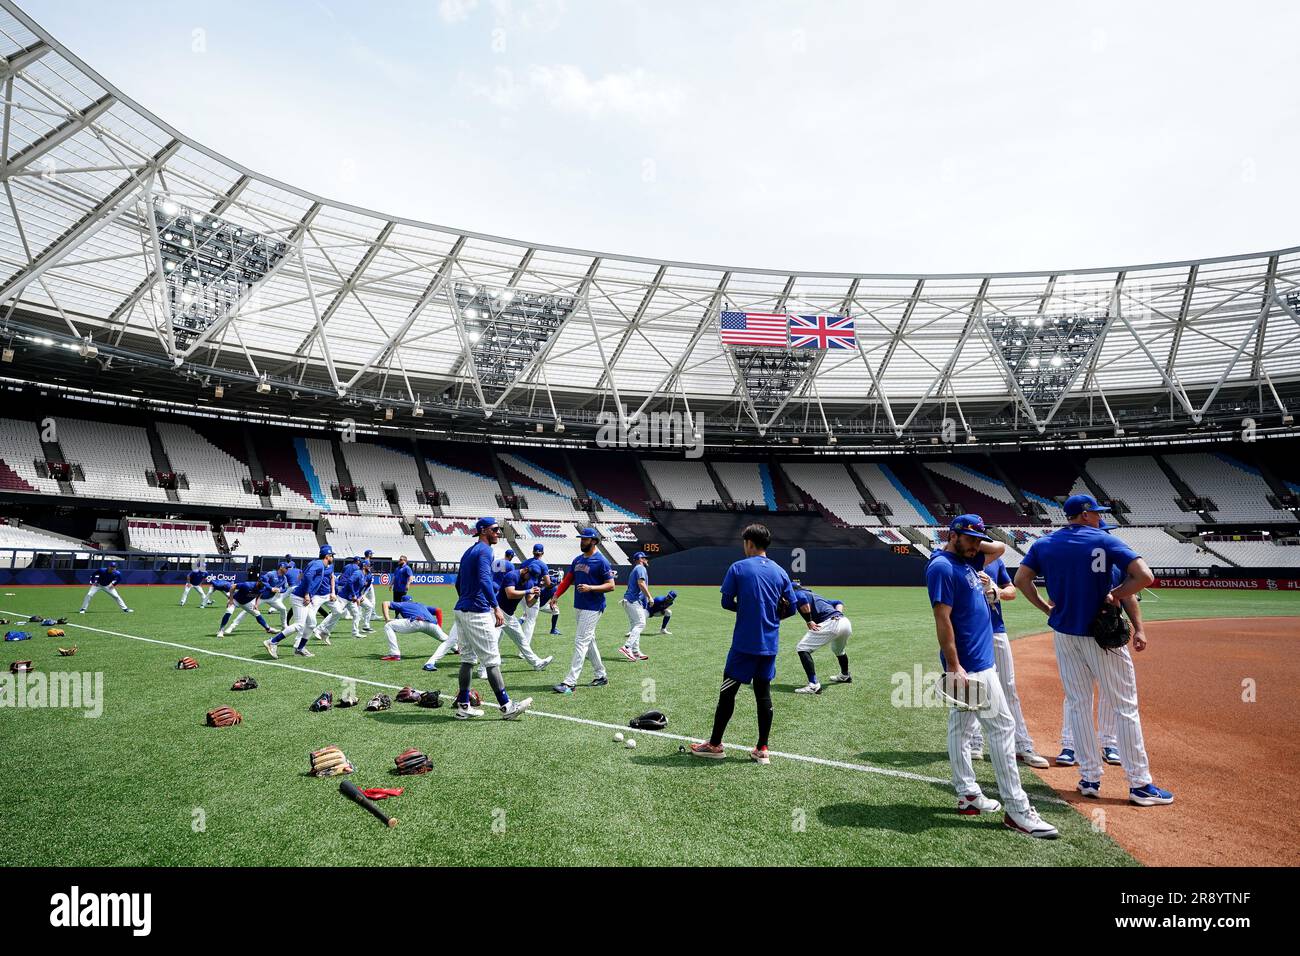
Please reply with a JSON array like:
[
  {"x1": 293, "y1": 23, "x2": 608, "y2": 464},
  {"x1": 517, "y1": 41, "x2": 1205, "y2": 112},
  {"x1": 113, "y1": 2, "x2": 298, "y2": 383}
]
[{"x1": 12, "y1": 609, "x2": 1066, "y2": 802}]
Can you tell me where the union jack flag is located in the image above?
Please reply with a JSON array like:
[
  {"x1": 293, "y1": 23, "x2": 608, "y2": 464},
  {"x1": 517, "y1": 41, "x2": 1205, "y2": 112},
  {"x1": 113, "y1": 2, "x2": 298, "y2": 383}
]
[{"x1": 789, "y1": 314, "x2": 856, "y2": 350}]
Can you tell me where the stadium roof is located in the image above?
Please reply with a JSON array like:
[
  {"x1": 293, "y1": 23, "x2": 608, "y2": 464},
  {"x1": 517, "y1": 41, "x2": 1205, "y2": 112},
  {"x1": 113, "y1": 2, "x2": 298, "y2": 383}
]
[{"x1": 1, "y1": 0, "x2": 1299, "y2": 446}]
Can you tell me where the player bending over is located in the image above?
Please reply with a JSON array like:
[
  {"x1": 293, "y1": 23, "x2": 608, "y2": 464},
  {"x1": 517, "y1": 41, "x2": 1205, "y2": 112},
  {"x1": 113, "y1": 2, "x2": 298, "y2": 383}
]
[
  {"x1": 79, "y1": 560, "x2": 133, "y2": 614},
  {"x1": 690, "y1": 523, "x2": 796, "y2": 765},
  {"x1": 790, "y1": 589, "x2": 853, "y2": 694},
  {"x1": 380, "y1": 599, "x2": 448, "y2": 661},
  {"x1": 498, "y1": 564, "x2": 553, "y2": 670},
  {"x1": 217, "y1": 569, "x2": 274, "y2": 637},
  {"x1": 180, "y1": 567, "x2": 212, "y2": 607},
  {"x1": 646, "y1": 590, "x2": 676, "y2": 635}
]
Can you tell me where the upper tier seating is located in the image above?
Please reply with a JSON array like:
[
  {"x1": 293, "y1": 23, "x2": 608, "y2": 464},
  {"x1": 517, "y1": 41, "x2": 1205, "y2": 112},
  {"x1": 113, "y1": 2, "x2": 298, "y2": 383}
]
[
  {"x1": 1165, "y1": 452, "x2": 1294, "y2": 524},
  {"x1": 712, "y1": 461, "x2": 776, "y2": 510},
  {"x1": 510, "y1": 520, "x2": 585, "y2": 565},
  {"x1": 853, "y1": 463, "x2": 936, "y2": 526},
  {"x1": 1084, "y1": 456, "x2": 1188, "y2": 524},
  {"x1": 1109, "y1": 527, "x2": 1226, "y2": 569},
  {"x1": 340, "y1": 442, "x2": 425, "y2": 515},
  {"x1": 56, "y1": 417, "x2": 170, "y2": 503},
  {"x1": 643, "y1": 459, "x2": 719, "y2": 509},
  {"x1": 323, "y1": 513, "x2": 418, "y2": 558},
  {"x1": 0, "y1": 418, "x2": 61, "y2": 494},
  {"x1": 156, "y1": 422, "x2": 263, "y2": 509},
  {"x1": 126, "y1": 517, "x2": 216, "y2": 555},
  {"x1": 222, "y1": 520, "x2": 320, "y2": 559},
  {"x1": 300, "y1": 438, "x2": 352, "y2": 512},
  {"x1": 924, "y1": 461, "x2": 1023, "y2": 525},
  {"x1": 1201, "y1": 538, "x2": 1300, "y2": 568},
  {"x1": 498, "y1": 453, "x2": 590, "y2": 520},
  {"x1": 0, "y1": 520, "x2": 94, "y2": 566},
  {"x1": 426, "y1": 459, "x2": 503, "y2": 516},
  {"x1": 781, "y1": 462, "x2": 876, "y2": 526}
]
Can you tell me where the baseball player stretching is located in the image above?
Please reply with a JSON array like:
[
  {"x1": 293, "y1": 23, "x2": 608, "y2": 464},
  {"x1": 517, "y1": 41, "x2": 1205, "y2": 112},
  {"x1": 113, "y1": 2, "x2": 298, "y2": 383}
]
[
  {"x1": 180, "y1": 566, "x2": 212, "y2": 607},
  {"x1": 450, "y1": 517, "x2": 531, "y2": 720},
  {"x1": 263, "y1": 544, "x2": 336, "y2": 658},
  {"x1": 928, "y1": 515, "x2": 1058, "y2": 838},
  {"x1": 1014, "y1": 494, "x2": 1173, "y2": 807},
  {"x1": 647, "y1": 590, "x2": 676, "y2": 634},
  {"x1": 497, "y1": 563, "x2": 553, "y2": 670},
  {"x1": 78, "y1": 560, "x2": 133, "y2": 614},
  {"x1": 380, "y1": 599, "x2": 448, "y2": 661},
  {"x1": 791, "y1": 589, "x2": 853, "y2": 694},
  {"x1": 617, "y1": 550, "x2": 653, "y2": 662},
  {"x1": 690, "y1": 523, "x2": 797, "y2": 764},
  {"x1": 549, "y1": 527, "x2": 616, "y2": 695},
  {"x1": 963, "y1": 553, "x2": 1051, "y2": 769}
]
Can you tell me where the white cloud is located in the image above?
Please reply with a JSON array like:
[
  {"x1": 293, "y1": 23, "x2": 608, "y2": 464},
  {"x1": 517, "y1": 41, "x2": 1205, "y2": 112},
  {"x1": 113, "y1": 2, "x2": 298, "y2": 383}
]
[
  {"x1": 527, "y1": 65, "x2": 683, "y2": 121},
  {"x1": 438, "y1": 0, "x2": 480, "y2": 23}
]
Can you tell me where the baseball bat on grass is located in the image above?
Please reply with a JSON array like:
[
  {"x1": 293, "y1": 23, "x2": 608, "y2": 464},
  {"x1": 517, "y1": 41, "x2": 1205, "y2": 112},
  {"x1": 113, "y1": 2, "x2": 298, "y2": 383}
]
[{"x1": 339, "y1": 779, "x2": 398, "y2": 827}]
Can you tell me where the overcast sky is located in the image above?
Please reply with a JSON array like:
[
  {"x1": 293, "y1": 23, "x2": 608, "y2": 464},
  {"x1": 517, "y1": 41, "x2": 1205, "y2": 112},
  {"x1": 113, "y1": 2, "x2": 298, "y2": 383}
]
[{"x1": 22, "y1": 0, "x2": 1300, "y2": 274}]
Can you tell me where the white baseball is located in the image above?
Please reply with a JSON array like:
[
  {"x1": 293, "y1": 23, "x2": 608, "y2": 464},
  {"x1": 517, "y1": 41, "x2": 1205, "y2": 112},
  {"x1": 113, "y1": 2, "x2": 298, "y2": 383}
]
[
  {"x1": 613, "y1": 731, "x2": 624, "y2": 742},
  {"x1": 625, "y1": 738, "x2": 636, "y2": 749}
]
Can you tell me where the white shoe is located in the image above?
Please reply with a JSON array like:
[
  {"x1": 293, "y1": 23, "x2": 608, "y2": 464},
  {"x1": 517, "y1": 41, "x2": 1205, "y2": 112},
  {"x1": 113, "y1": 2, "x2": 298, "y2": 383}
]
[
  {"x1": 660, "y1": 629, "x2": 672, "y2": 635},
  {"x1": 294, "y1": 647, "x2": 315, "y2": 658},
  {"x1": 263, "y1": 639, "x2": 278, "y2": 658},
  {"x1": 216, "y1": 630, "x2": 225, "y2": 639},
  {"x1": 1003, "y1": 805, "x2": 1059, "y2": 839},
  {"x1": 827, "y1": 673, "x2": 853, "y2": 684},
  {"x1": 794, "y1": 682, "x2": 822, "y2": 695},
  {"x1": 968, "y1": 746, "x2": 985, "y2": 762},
  {"x1": 501, "y1": 696, "x2": 533, "y2": 720},
  {"x1": 957, "y1": 792, "x2": 1002, "y2": 815},
  {"x1": 1017, "y1": 749, "x2": 1050, "y2": 769},
  {"x1": 534, "y1": 655, "x2": 554, "y2": 671},
  {"x1": 315, "y1": 632, "x2": 331, "y2": 645},
  {"x1": 363, "y1": 626, "x2": 373, "y2": 633},
  {"x1": 78, "y1": 609, "x2": 86, "y2": 614},
  {"x1": 454, "y1": 703, "x2": 484, "y2": 720}
]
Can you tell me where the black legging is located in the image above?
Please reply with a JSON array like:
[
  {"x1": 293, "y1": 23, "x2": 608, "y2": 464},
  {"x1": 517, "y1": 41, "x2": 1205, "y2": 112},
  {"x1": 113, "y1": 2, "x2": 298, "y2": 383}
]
[{"x1": 709, "y1": 676, "x2": 773, "y2": 748}]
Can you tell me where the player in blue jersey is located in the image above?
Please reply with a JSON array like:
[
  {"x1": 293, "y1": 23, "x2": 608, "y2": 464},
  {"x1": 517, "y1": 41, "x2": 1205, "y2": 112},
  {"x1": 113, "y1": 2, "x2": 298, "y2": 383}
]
[
  {"x1": 616, "y1": 551, "x2": 653, "y2": 662},
  {"x1": 180, "y1": 566, "x2": 213, "y2": 607},
  {"x1": 790, "y1": 589, "x2": 853, "y2": 694},
  {"x1": 256, "y1": 562, "x2": 291, "y2": 629},
  {"x1": 647, "y1": 589, "x2": 676, "y2": 635},
  {"x1": 690, "y1": 524, "x2": 796, "y2": 764},
  {"x1": 216, "y1": 568, "x2": 275, "y2": 638},
  {"x1": 380, "y1": 598, "x2": 449, "y2": 661},
  {"x1": 497, "y1": 562, "x2": 553, "y2": 670},
  {"x1": 78, "y1": 560, "x2": 133, "y2": 614},
  {"x1": 263, "y1": 545, "x2": 336, "y2": 659},
  {"x1": 548, "y1": 527, "x2": 616, "y2": 694},
  {"x1": 359, "y1": 551, "x2": 377, "y2": 631},
  {"x1": 391, "y1": 555, "x2": 413, "y2": 603}
]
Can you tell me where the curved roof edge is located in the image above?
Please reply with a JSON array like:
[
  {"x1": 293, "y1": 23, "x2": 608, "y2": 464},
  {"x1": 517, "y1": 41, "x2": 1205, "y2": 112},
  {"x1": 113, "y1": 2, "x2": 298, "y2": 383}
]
[{"x1": 5, "y1": 0, "x2": 1299, "y2": 282}]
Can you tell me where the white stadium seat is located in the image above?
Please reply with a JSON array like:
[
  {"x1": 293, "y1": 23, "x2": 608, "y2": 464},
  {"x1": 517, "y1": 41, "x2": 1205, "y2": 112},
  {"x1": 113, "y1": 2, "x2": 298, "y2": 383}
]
[
  {"x1": 56, "y1": 417, "x2": 170, "y2": 503},
  {"x1": 340, "y1": 443, "x2": 426, "y2": 515},
  {"x1": 223, "y1": 520, "x2": 320, "y2": 559},
  {"x1": 1084, "y1": 456, "x2": 1188, "y2": 524},
  {"x1": 853, "y1": 463, "x2": 934, "y2": 526},
  {"x1": 782, "y1": 462, "x2": 876, "y2": 526},
  {"x1": 426, "y1": 461, "x2": 502, "y2": 516},
  {"x1": 156, "y1": 422, "x2": 263, "y2": 509},
  {"x1": 1164, "y1": 453, "x2": 1294, "y2": 524},
  {"x1": 711, "y1": 461, "x2": 774, "y2": 510},
  {"x1": 126, "y1": 517, "x2": 216, "y2": 556},
  {"x1": 642, "y1": 460, "x2": 719, "y2": 509},
  {"x1": 0, "y1": 418, "x2": 62, "y2": 495},
  {"x1": 323, "y1": 513, "x2": 419, "y2": 559}
]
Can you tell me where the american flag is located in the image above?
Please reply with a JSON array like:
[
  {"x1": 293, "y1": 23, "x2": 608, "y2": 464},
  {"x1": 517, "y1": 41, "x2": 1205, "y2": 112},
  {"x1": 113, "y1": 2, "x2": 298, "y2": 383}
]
[
  {"x1": 789, "y1": 314, "x2": 856, "y2": 350},
  {"x1": 719, "y1": 311, "x2": 789, "y2": 348}
]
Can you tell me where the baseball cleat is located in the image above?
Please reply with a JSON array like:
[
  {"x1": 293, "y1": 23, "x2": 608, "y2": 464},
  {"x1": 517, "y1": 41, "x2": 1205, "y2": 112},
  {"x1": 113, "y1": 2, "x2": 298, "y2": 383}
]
[
  {"x1": 380, "y1": 655, "x2": 401, "y2": 662},
  {"x1": 1129, "y1": 783, "x2": 1174, "y2": 806},
  {"x1": 1003, "y1": 806, "x2": 1059, "y2": 839},
  {"x1": 1077, "y1": 779, "x2": 1101, "y2": 799},
  {"x1": 968, "y1": 746, "x2": 984, "y2": 762},
  {"x1": 363, "y1": 626, "x2": 373, "y2": 633},
  {"x1": 263, "y1": 639, "x2": 278, "y2": 659},
  {"x1": 315, "y1": 632, "x2": 332, "y2": 645},
  {"x1": 750, "y1": 746, "x2": 770, "y2": 765},
  {"x1": 1055, "y1": 748, "x2": 1078, "y2": 767},
  {"x1": 294, "y1": 647, "x2": 315, "y2": 657},
  {"x1": 590, "y1": 676, "x2": 609, "y2": 687},
  {"x1": 828, "y1": 673, "x2": 852, "y2": 684},
  {"x1": 78, "y1": 609, "x2": 86, "y2": 614},
  {"x1": 1102, "y1": 746, "x2": 1122, "y2": 766},
  {"x1": 957, "y1": 793, "x2": 1002, "y2": 815},
  {"x1": 635, "y1": 652, "x2": 649, "y2": 661},
  {"x1": 123, "y1": 608, "x2": 134, "y2": 613},
  {"x1": 533, "y1": 655, "x2": 554, "y2": 671},
  {"x1": 1017, "y1": 749, "x2": 1050, "y2": 769},
  {"x1": 501, "y1": 697, "x2": 532, "y2": 720},
  {"x1": 423, "y1": 662, "x2": 438, "y2": 671},
  {"x1": 689, "y1": 742, "x2": 725, "y2": 759},
  {"x1": 794, "y1": 682, "x2": 822, "y2": 695},
  {"x1": 454, "y1": 703, "x2": 484, "y2": 720},
  {"x1": 617, "y1": 645, "x2": 637, "y2": 662},
  {"x1": 552, "y1": 683, "x2": 574, "y2": 695},
  {"x1": 659, "y1": 628, "x2": 672, "y2": 635},
  {"x1": 215, "y1": 630, "x2": 225, "y2": 639}
]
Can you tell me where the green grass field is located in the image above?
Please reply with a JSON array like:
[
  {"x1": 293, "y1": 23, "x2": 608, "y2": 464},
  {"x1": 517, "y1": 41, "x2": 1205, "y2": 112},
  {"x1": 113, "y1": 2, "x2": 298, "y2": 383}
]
[{"x1": 0, "y1": 583, "x2": 1294, "y2": 866}]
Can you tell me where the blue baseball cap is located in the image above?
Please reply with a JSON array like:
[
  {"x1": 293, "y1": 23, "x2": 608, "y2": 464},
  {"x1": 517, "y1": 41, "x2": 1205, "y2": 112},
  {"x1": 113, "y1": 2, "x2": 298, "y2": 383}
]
[
  {"x1": 667, "y1": 589, "x2": 677, "y2": 600},
  {"x1": 283, "y1": 553, "x2": 292, "y2": 561},
  {"x1": 576, "y1": 527, "x2": 600, "y2": 539},
  {"x1": 319, "y1": 544, "x2": 334, "y2": 557},
  {"x1": 1063, "y1": 493, "x2": 1111, "y2": 518},
  {"x1": 631, "y1": 551, "x2": 647, "y2": 561},
  {"x1": 505, "y1": 548, "x2": 515, "y2": 558},
  {"x1": 475, "y1": 517, "x2": 499, "y2": 532},
  {"x1": 533, "y1": 543, "x2": 545, "y2": 554},
  {"x1": 948, "y1": 514, "x2": 992, "y2": 542},
  {"x1": 278, "y1": 560, "x2": 288, "y2": 568},
  {"x1": 364, "y1": 549, "x2": 373, "y2": 558}
]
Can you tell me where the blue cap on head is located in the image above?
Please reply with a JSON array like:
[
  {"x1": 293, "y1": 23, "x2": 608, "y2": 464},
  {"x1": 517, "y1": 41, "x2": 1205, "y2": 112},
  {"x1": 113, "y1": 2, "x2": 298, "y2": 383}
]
[
  {"x1": 667, "y1": 589, "x2": 677, "y2": 599},
  {"x1": 364, "y1": 549, "x2": 373, "y2": 557},
  {"x1": 533, "y1": 543, "x2": 545, "y2": 554},
  {"x1": 284, "y1": 553, "x2": 292, "y2": 561},
  {"x1": 278, "y1": 561, "x2": 288, "y2": 569},
  {"x1": 505, "y1": 548, "x2": 515, "y2": 558},
  {"x1": 475, "y1": 517, "x2": 499, "y2": 533},
  {"x1": 632, "y1": 551, "x2": 647, "y2": 562},
  {"x1": 319, "y1": 544, "x2": 334, "y2": 558},
  {"x1": 1064, "y1": 493, "x2": 1111, "y2": 518},
  {"x1": 576, "y1": 527, "x2": 600, "y2": 540},
  {"x1": 948, "y1": 514, "x2": 992, "y2": 542}
]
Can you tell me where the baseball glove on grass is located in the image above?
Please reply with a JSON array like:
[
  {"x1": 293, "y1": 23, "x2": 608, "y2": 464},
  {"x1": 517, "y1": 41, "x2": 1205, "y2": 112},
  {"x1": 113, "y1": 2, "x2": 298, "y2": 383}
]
[
  {"x1": 311, "y1": 691, "x2": 334, "y2": 712},
  {"x1": 57, "y1": 645, "x2": 77, "y2": 656},
  {"x1": 394, "y1": 748, "x2": 432, "y2": 775},
  {"x1": 176, "y1": 657, "x2": 199, "y2": 670},
  {"x1": 337, "y1": 692, "x2": 359, "y2": 708},
  {"x1": 10, "y1": 660, "x2": 33, "y2": 673},
  {"x1": 1090, "y1": 602, "x2": 1131, "y2": 651},
  {"x1": 309, "y1": 744, "x2": 353, "y2": 777},
  {"x1": 231, "y1": 676, "x2": 258, "y2": 691},
  {"x1": 46, "y1": 628, "x2": 65, "y2": 637},
  {"x1": 396, "y1": 685, "x2": 421, "y2": 703},
  {"x1": 206, "y1": 706, "x2": 242, "y2": 727},
  {"x1": 417, "y1": 690, "x2": 442, "y2": 709},
  {"x1": 366, "y1": 693, "x2": 392, "y2": 711}
]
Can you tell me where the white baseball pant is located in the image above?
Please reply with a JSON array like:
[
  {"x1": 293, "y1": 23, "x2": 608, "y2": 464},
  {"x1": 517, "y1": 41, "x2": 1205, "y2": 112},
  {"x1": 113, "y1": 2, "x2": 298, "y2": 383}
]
[
  {"x1": 424, "y1": 620, "x2": 460, "y2": 668},
  {"x1": 621, "y1": 599, "x2": 648, "y2": 654},
  {"x1": 501, "y1": 614, "x2": 546, "y2": 667},
  {"x1": 563, "y1": 608, "x2": 606, "y2": 687},
  {"x1": 946, "y1": 665, "x2": 1031, "y2": 814},
  {"x1": 384, "y1": 617, "x2": 448, "y2": 657},
  {"x1": 263, "y1": 593, "x2": 289, "y2": 628},
  {"x1": 1059, "y1": 688, "x2": 1118, "y2": 751},
  {"x1": 1053, "y1": 631, "x2": 1152, "y2": 788},
  {"x1": 318, "y1": 597, "x2": 361, "y2": 638},
  {"x1": 455, "y1": 609, "x2": 502, "y2": 669},
  {"x1": 280, "y1": 593, "x2": 331, "y2": 647},
  {"x1": 364, "y1": 584, "x2": 377, "y2": 623},
  {"x1": 794, "y1": 615, "x2": 853, "y2": 654},
  {"x1": 965, "y1": 631, "x2": 1035, "y2": 754},
  {"x1": 81, "y1": 583, "x2": 128, "y2": 611},
  {"x1": 180, "y1": 582, "x2": 210, "y2": 606}
]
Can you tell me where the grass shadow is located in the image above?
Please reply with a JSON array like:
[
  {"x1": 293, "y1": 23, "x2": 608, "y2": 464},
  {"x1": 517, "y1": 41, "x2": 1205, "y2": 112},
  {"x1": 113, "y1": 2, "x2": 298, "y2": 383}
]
[{"x1": 817, "y1": 802, "x2": 973, "y2": 834}]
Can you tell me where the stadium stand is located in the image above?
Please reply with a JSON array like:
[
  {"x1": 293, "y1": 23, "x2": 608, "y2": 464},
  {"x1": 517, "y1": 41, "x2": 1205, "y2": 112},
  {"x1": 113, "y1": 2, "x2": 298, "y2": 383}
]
[
  {"x1": 126, "y1": 517, "x2": 216, "y2": 555},
  {"x1": 781, "y1": 462, "x2": 876, "y2": 526},
  {"x1": 1084, "y1": 455, "x2": 1188, "y2": 524},
  {"x1": 853, "y1": 462, "x2": 936, "y2": 525},
  {"x1": 499, "y1": 452, "x2": 591, "y2": 520},
  {"x1": 997, "y1": 455, "x2": 1076, "y2": 523},
  {"x1": 55, "y1": 417, "x2": 171, "y2": 503},
  {"x1": 250, "y1": 430, "x2": 319, "y2": 509},
  {"x1": 1199, "y1": 536, "x2": 1300, "y2": 568},
  {"x1": 568, "y1": 449, "x2": 651, "y2": 521},
  {"x1": 419, "y1": 517, "x2": 482, "y2": 563},
  {"x1": 222, "y1": 520, "x2": 319, "y2": 558},
  {"x1": 869, "y1": 527, "x2": 911, "y2": 545},
  {"x1": 0, "y1": 418, "x2": 62, "y2": 495},
  {"x1": 510, "y1": 520, "x2": 585, "y2": 565},
  {"x1": 339, "y1": 441, "x2": 425, "y2": 515},
  {"x1": 711, "y1": 461, "x2": 777, "y2": 510},
  {"x1": 156, "y1": 422, "x2": 263, "y2": 509},
  {"x1": 300, "y1": 437, "x2": 352, "y2": 512},
  {"x1": 924, "y1": 461, "x2": 1022, "y2": 525},
  {"x1": 425, "y1": 459, "x2": 503, "y2": 516},
  {"x1": 0, "y1": 520, "x2": 95, "y2": 566},
  {"x1": 1109, "y1": 527, "x2": 1227, "y2": 569},
  {"x1": 642, "y1": 459, "x2": 720, "y2": 509},
  {"x1": 1165, "y1": 452, "x2": 1295, "y2": 524},
  {"x1": 323, "y1": 513, "x2": 418, "y2": 558}
]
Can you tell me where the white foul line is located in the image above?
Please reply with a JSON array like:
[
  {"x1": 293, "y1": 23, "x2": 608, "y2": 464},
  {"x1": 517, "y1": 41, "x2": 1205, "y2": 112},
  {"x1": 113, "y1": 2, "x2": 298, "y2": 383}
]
[{"x1": 9, "y1": 608, "x2": 1068, "y2": 802}]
